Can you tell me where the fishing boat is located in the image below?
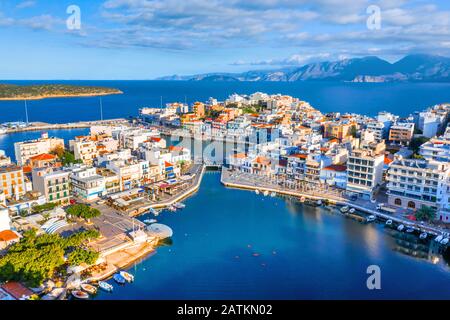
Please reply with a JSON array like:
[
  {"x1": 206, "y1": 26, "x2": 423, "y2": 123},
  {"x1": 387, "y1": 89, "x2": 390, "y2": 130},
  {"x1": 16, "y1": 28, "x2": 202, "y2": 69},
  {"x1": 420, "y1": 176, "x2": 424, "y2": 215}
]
[
  {"x1": 385, "y1": 219, "x2": 393, "y2": 226},
  {"x1": 419, "y1": 232, "x2": 428, "y2": 240},
  {"x1": 255, "y1": 189, "x2": 260, "y2": 195},
  {"x1": 113, "y1": 273, "x2": 126, "y2": 285},
  {"x1": 406, "y1": 228, "x2": 415, "y2": 233},
  {"x1": 98, "y1": 281, "x2": 113, "y2": 292},
  {"x1": 366, "y1": 215, "x2": 376, "y2": 223},
  {"x1": 349, "y1": 208, "x2": 355, "y2": 214},
  {"x1": 440, "y1": 238, "x2": 449, "y2": 245},
  {"x1": 72, "y1": 290, "x2": 89, "y2": 300},
  {"x1": 397, "y1": 224, "x2": 405, "y2": 231},
  {"x1": 263, "y1": 190, "x2": 269, "y2": 197},
  {"x1": 435, "y1": 235, "x2": 444, "y2": 242},
  {"x1": 144, "y1": 219, "x2": 157, "y2": 225},
  {"x1": 270, "y1": 192, "x2": 276, "y2": 197},
  {"x1": 340, "y1": 206, "x2": 349, "y2": 213},
  {"x1": 173, "y1": 202, "x2": 186, "y2": 209},
  {"x1": 81, "y1": 284, "x2": 97, "y2": 295},
  {"x1": 119, "y1": 271, "x2": 135, "y2": 282}
]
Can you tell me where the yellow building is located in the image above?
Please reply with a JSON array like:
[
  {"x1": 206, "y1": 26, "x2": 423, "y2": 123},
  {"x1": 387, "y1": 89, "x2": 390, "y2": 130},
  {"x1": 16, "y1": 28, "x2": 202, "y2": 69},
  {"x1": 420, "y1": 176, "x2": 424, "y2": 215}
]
[{"x1": 0, "y1": 166, "x2": 25, "y2": 200}]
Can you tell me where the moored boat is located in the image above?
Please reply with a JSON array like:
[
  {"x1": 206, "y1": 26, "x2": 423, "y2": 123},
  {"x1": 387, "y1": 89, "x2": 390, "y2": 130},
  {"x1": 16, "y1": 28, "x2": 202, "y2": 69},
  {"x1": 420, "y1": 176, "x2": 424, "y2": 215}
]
[
  {"x1": 406, "y1": 228, "x2": 414, "y2": 233},
  {"x1": 167, "y1": 205, "x2": 177, "y2": 212},
  {"x1": 397, "y1": 224, "x2": 405, "y2": 231},
  {"x1": 366, "y1": 215, "x2": 376, "y2": 223},
  {"x1": 419, "y1": 232, "x2": 428, "y2": 240},
  {"x1": 72, "y1": 290, "x2": 89, "y2": 300},
  {"x1": 300, "y1": 196, "x2": 306, "y2": 203},
  {"x1": 349, "y1": 208, "x2": 355, "y2": 214},
  {"x1": 149, "y1": 208, "x2": 159, "y2": 216},
  {"x1": 435, "y1": 235, "x2": 444, "y2": 242},
  {"x1": 119, "y1": 271, "x2": 135, "y2": 282},
  {"x1": 98, "y1": 281, "x2": 113, "y2": 292},
  {"x1": 316, "y1": 200, "x2": 322, "y2": 206},
  {"x1": 113, "y1": 273, "x2": 126, "y2": 284},
  {"x1": 144, "y1": 219, "x2": 157, "y2": 224},
  {"x1": 173, "y1": 202, "x2": 186, "y2": 209},
  {"x1": 270, "y1": 192, "x2": 276, "y2": 197},
  {"x1": 255, "y1": 189, "x2": 260, "y2": 195},
  {"x1": 81, "y1": 283, "x2": 97, "y2": 295},
  {"x1": 340, "y1": 206, "x2": 349, "y2": 213},
  {"x1": 440, "y1": 238, "x2": 449, "y2": 245},
  {"x1": 385, "y1": 219, "x2": 393, "y2": 226}
]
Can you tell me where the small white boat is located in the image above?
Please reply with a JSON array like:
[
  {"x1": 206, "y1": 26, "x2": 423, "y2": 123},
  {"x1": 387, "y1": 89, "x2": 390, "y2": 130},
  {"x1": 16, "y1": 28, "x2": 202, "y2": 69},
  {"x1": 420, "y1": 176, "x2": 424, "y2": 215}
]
[
  {"x1": 419, "y1": 232, "x2": 428, "y2": 240},
  {"x1": 349, "y1": 208, "x2": 355, "y2": 214},
  {"x1": 173, "y1": 202, "x2": 186, "y2": 209},
  {"x1": 255, "y1": 190, "x2": 260, "y2": 195},
  {"x1": 435, "y1": 235, "x2": 444, "y2": 242},
  {"x1": 263, "y1": 190, "x2": 269, "y2": 197},
  {"x1": 113, "y1": 273, "x2": 126, "y2": 284},
  {"x1": 300, "y1": 196, "x2": 306, "y2": 203},
  {"x1": 98, "y1": 281, "x2": 113, "y2": 292},
  {"x1": 270, "y1": 192, "x2": 276, "y2": 197},
  {"x1": 366, "y1": 215, "x2": 376, "y2": 223},
  {"x1": 72, "y1": 290, "x2": 89, "y2": 300},
  {"x1": 144, "y1": 219, "x2": 157, "y2": 225},
  {"x1": 119, "y1": 271, "x2": 134, "y2": 282},
  {"x1": 340, "y1": 206, "x2": 349, "y2": 213},
  {"x1": 317, "y1": 200, "x2": 322, "y2": 206},
  {"x1": 149, "y1": 208, "x2": 159, "y2": 216},
  {"x1": 167, "y1": 205, "x2": 177, "y2": 212},
  {"x1": 81, "y1": 284, "x2": 97, "y2": 295},
  {"x1": 397, "y1": 224, "x2": 405, "y2": 232},
  {"x1": 440, "y1": 238, "x2": 449, "y2": 245},
  {"x1": 406, "y1": 228, "x2": 415, "y2": 233},
  {"x1": 385, "y1": 219, "x2": 393, "y2": 226}
]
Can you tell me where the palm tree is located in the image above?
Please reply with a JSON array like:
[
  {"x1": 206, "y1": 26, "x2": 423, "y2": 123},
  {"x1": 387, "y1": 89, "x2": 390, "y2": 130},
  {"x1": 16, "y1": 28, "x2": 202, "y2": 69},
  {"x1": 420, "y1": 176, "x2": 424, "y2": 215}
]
[{"x1": 415, "y1": 206, "x2": 436, "y2": 222}]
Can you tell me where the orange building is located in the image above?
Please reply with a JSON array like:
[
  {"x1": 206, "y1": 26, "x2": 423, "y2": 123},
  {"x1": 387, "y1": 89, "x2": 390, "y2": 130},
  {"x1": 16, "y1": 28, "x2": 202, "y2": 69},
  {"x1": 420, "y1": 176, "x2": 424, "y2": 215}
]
[{"x1": 0, "y1": 166, "x2": 25, "y2": 199}]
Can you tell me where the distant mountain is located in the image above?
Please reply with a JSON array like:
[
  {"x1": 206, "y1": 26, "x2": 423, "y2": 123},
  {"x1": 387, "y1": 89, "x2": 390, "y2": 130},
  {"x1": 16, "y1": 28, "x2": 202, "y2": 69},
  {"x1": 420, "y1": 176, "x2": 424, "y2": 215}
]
[{"x1": 156, "y1": 54, "x2": 450, "y2": 82}]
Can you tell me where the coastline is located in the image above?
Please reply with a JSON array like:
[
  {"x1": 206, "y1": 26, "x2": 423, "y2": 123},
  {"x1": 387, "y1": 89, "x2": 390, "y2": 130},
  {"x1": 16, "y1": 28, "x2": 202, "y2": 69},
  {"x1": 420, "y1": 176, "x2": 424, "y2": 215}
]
[{"x1": 0, "y1": 91, "x2": 123, "y2": 101}]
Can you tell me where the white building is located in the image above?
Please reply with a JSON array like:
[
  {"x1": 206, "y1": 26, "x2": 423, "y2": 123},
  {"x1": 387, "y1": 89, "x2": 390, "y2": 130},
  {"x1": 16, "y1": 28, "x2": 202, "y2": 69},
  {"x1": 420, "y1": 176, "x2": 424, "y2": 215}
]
[
  {"x1": 0, "y1": 206, "x2": 10, "y2": 232},
  {"x1": 70, "y1": 167, "x2": 106, "y2": 201},
  {"x1": 14, "y1": 132, "x2": 64, "y2": 165}
]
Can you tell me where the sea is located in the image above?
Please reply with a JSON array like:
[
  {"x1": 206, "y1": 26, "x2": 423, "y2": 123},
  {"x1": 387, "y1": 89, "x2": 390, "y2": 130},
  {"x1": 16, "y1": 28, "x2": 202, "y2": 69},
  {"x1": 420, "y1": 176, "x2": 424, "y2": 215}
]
[{"x1": 1, "y1": 80, "x2": 450, "y2": 299}]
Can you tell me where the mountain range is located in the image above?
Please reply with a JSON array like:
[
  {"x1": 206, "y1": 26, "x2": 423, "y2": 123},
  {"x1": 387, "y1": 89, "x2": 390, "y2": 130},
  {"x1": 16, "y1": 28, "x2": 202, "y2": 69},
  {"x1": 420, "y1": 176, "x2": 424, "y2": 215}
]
[{"x1": 157, "y1": 54, "x2": 450, "y2": 82}]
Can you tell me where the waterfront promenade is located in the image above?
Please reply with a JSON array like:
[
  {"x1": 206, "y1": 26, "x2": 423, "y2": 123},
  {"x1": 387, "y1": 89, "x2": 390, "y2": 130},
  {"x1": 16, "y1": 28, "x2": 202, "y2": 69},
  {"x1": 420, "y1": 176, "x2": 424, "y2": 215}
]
[
  {"x1": 221, "y1": 167, "x2": 449, "y2": 238},
  {"x1": 3, "y1": 119, "x2": 129, "y2": 133}
]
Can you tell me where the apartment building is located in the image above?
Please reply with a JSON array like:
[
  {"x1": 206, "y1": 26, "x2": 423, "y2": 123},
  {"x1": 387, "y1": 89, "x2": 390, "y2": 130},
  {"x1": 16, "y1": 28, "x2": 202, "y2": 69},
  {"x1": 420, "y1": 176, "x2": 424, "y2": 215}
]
[
  {"x1": 386, "y1": 159, "x2": 450, "y2": 214},
  {"x1": 96, "y1": 168, "x2": 121, "y2": 195},
  {"x1": 32, "y1": 167, "x2": 71, "y2": 204},
  {"x1": 346, "y1": 149, "x2": 384, "y2": 200},
  {"x1": 419, "y1": 129, "x2": 450, "y2": 162},
  {"x1": 14, "y1": 132, "x2": 64, "y2": 165},
  {"x1": 70, "y1": 167, "x2": 106, "y2": 201},
  {"x1": 0, "y1": 166, "x2": 26, "y2": 200},
  {"x1": 323, "y1": 121, "x2": 355, "y2": 141},
  {"x1": 388, "y1": 122, "x2": 415, "y2": 145},
  {"x1": 70, "y1": 136, "x2": 99, "y2": 165},
  {"x1": 0, "y1": 150, "x2": 11, "y2": 167}
]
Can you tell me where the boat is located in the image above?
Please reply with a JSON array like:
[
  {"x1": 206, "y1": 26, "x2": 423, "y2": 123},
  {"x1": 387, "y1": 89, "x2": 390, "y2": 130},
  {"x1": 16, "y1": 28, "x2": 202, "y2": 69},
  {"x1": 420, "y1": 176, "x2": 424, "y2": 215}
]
[
  {"x1": 81, "y1": 284, "x2": 97, "y2": 295},
  {"x1": 340, "y1": 206, "x2": 349, "y2": 213},
  {"x1": 406, "y1": 228, "x2": 415, "y2": 233},
  {"x1": 300, "y1": 196, "x2": 306, "y2": 203},
  {"x1": 0, "y1": 127, "x2": 7, "y2": 135},
  {"x1": 419, "y1": 232, "x2": 428, "y2": 240},
  {"x1": 149, "y1": 208, "x2": 159, "y2": 216},
  {"x1": 270, "y1": 192, "x2": 276, "y2": 197},
  {"x1": 263, "y1": 190, "x2": 269, "y2": 197},
  {"x1": 397, "y1": 224, "x2": 405, "y2": 231},
  {"x1": 98, "y1": 281, "x2": 113, "y2": 292},
  {"x1": 72, "y1": 290, "x2": 89, "y2": 300},
  {"x1": 255, "y1": 190, "x2": 260, "y2": 195},
  {"x1": 173, "y1": 202, "x2": 186, "y2": 209},
  {"x1": 385, "y1": 219, "x2": 393, "y2": 226},
  {"x1": 167, "y1": 205, "x2": 177, "y2": 212},
  {"x1": 119, "y1": 271, "x2": 134, "y2": 282},
  {"x1": 143, "y1": 219, "x2": 157, "y2": 224},
  {"x1": 366, "y1": 215, "x2": 376, "y2": 223},
  {"x1": 441, "y1": 238, "x2": 449, "y2": 245},
  {"x1": 435, "y1": 235, "x2": 444, "y2": 242},
  {"x1": 316, "y1": 200, "x2": 322, "y2": 206},
  {"x1": 113, "y1": 273, "x2": 126, "y2": 285},
  {"x1": 349, "y1": 208, "x2": 355, "y2": 214}
]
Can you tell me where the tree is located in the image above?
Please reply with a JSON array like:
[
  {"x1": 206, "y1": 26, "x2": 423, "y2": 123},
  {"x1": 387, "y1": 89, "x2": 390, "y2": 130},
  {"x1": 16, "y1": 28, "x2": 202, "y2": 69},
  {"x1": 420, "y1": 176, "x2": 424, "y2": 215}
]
[
  {"x1": 415, "y1": 206, "x2": 436, "y2": 222},
  {"x1": 350, "y1": 125, "x2": 357, "y2": 138},
  {"x1": 60, "y1": 150, "x2": 82, "y2": 166},
  {"x1": 50, "y1": 145, "x2": 65, "y2": 158},
  {"x1": 409, "y1": 136, "x2": 430, "y2": 154},
  {"x1": 66, "y1": 204, "x2": 101, "y2": 222}
]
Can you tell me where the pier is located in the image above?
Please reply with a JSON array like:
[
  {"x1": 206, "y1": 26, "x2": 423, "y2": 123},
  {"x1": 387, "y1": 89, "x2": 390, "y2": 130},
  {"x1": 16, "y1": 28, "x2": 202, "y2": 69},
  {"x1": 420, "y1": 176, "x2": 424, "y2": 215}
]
[{"x1": 3, "y1": 119, "x2": 129, "y2": 133}]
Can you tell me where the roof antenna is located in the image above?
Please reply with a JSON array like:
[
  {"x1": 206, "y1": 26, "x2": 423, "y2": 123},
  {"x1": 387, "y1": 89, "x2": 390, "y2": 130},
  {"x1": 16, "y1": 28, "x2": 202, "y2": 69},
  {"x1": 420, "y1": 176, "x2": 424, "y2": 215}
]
[{"x1": 24, "y1": 99, "x2": 29, "y2": 126}]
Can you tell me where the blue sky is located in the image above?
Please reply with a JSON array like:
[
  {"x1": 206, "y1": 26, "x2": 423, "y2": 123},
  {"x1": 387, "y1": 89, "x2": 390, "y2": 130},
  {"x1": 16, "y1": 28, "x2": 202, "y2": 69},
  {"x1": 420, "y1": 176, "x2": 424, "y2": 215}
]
[{"x1": 1, "y1": 0, "x2": 450, "y2": 79}]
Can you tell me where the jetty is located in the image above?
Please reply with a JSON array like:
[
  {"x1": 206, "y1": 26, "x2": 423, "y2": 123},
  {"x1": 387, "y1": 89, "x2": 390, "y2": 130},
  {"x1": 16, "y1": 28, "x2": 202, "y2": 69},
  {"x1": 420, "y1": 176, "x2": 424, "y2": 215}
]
[{"x1": 3, "y1": 119, "x2": 129, "y2": 133}]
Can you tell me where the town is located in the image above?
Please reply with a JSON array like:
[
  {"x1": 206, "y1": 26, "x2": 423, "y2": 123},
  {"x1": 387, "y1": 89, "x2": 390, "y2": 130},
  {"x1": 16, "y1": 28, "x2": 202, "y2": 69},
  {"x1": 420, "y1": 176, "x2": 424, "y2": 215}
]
[{"x1": 0, "y1": 91, "x2": 449, "y2": 300}]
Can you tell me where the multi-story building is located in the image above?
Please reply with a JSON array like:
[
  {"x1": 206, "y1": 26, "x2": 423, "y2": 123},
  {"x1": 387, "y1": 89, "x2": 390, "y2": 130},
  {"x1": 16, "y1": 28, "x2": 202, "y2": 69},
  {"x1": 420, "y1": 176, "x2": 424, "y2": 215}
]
[
  {"x1": 14, "y1": 133, "x2": 64, "y2": 166},
  {"x1": 366, "y1": 121, "x2": 385, "y2": 141},
  {"x1": 323, "y1": 121, "x2": 355, "y2": 141},
  {"x1": 0, "y1": 150, "x2": 11, "y2": 167},
  {"x1": 388, "y1": 122, "x2": 415, "y2": 145},
  {"x1": 320, "y1": 164, "x2": 347, "y2": 189},
  {"x1": 346, "y1": 149, "x2": 384, "y2": 200},
  {"x1": 70, "y1": 136, "x2": 99, "y2": 165},
  {"x1": 0, "y1": 206, "x2": 10, "y2": 232},
  {"x1": 96, "y1": 168, "x2": 121, "y2": 195},
  {"x1": 0, "y1": 166, "x2": 26, "y2": 200},
  {"x1": 32, "y1": 167, "x2": 71, "y2": 204},
  {"x1": 70, "y1": 167, "x2": 106, "y2": 201},
  {"x1": 419, "y1": 129, "x2": 450, "y2": 162},
  {"x1": 386, "y1": 158, "x2": 450, "y2": 214}
]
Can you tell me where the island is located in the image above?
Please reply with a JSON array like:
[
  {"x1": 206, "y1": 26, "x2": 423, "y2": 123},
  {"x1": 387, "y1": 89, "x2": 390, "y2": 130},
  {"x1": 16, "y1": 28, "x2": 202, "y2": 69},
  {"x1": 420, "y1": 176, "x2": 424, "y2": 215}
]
[{"x1": 0, "y1": 84, "x2": 123, "y2": 100}]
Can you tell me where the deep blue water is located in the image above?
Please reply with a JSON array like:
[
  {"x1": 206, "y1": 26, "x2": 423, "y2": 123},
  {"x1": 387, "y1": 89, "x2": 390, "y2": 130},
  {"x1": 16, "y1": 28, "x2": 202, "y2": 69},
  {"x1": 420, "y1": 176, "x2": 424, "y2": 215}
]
[
  {"x1": 94, "y1": 173, "x2": 450, "y2": 300},
  {"x1": 1, "y1": 81, "x2": 450, "y2": 123}
]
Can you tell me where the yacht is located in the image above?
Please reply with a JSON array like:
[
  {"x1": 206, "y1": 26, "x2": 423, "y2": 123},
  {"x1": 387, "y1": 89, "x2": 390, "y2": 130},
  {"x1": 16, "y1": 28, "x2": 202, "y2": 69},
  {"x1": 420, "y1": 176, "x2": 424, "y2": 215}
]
[
  {"x1": 419, "y1": 232, "x2": 428, "y2": 240},
  {"x1": 119, "y1": 271, "x2": 135, "y2": 282},
  {"x1": 385, "y1": 219, "x2": 393, "y2": 226},
  {"x1": 397, "y1": 224, "x2": 405, "y2": 232}
]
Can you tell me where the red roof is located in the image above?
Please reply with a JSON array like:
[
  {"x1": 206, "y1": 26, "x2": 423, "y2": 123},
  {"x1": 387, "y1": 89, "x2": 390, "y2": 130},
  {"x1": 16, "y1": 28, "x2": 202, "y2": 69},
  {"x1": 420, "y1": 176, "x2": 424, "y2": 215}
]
[
  {"x1": 1, "y1": 282, "x2": 33, "y2": 300},
  {"x1": 0, "y1": 230, "x2": 20, "y2": 242},
  {"x1": 290, "y1": 154, "x2": 307, "y2": 159},
  {"x1": 323, "y1": 164, "x2": 347, "y2": 172},
  {"x1": 164, "y1": 161, "x2": 173, "y2": 168},
  {"x1": 384, "y1": 156, "x2": 394, "y2": 165},
  {"x1": 150, "y1": 137, "x2": 162, "y2": 142},
  {"x1": 30, "y1": 153, "x2": 56, "y2": 161}
]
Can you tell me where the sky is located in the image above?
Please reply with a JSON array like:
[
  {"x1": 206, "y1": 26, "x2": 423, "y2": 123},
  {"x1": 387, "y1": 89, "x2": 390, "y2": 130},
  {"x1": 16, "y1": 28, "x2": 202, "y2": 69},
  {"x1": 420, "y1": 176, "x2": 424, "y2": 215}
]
[{"x1": 1, "y1": 0, "x2": 450, "y2": 79}]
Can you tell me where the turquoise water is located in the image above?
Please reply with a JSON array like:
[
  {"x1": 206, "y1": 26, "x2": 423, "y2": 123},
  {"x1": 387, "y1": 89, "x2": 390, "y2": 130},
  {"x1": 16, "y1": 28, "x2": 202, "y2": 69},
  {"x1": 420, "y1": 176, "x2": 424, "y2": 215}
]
[
  {"x1": 94, "y1": 173, "x2": 450, "y2": 300},
  {"x1": 1, "y1": 81, "x2": 450, "y2": 123}
]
